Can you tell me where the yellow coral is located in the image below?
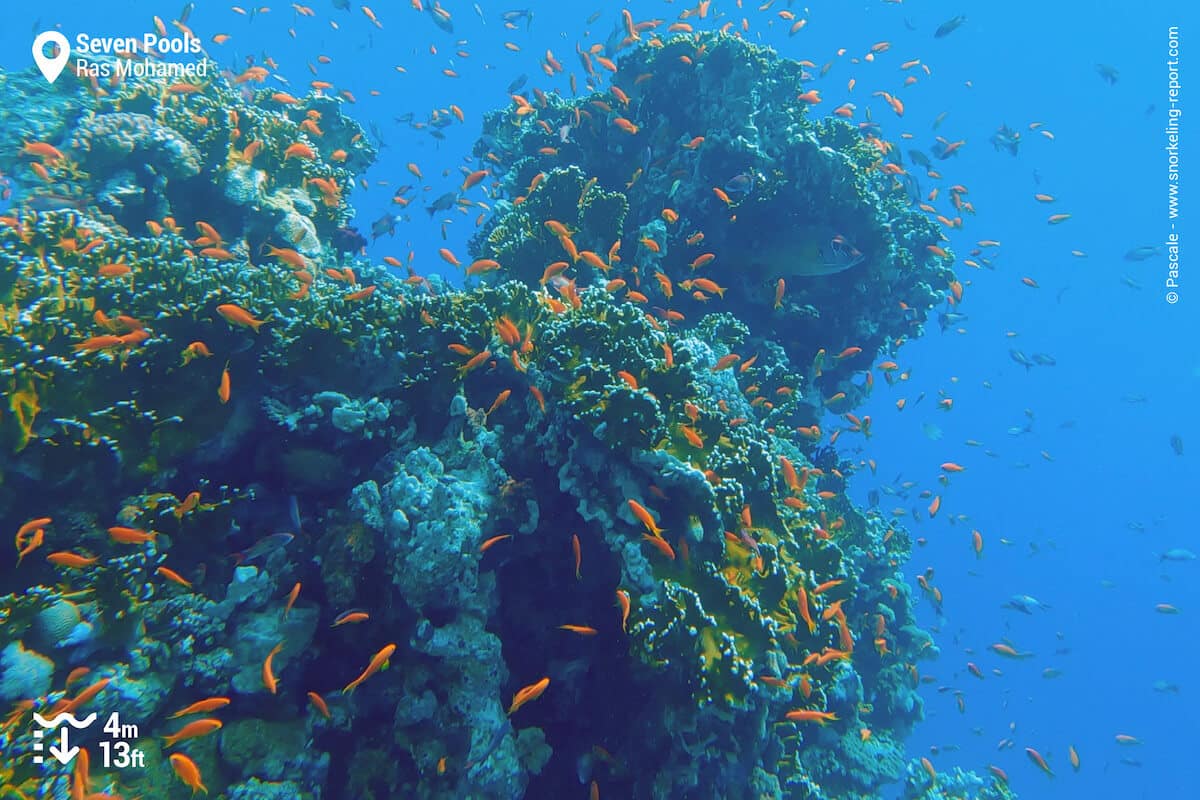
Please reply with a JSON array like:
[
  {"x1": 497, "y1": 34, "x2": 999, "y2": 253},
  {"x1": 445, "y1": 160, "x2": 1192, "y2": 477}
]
[{"x1": 7, "y1": 372, "x2": 40, "y2": 451}]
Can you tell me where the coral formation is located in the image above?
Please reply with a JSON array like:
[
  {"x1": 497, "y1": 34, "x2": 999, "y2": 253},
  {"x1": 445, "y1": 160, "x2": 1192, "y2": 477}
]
[{"x1": 0, "y1": 25, "x2": 1004, "y2": 800}]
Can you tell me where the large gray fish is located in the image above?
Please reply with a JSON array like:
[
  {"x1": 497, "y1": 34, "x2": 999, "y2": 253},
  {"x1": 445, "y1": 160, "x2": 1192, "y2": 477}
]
[
  {"x1": 233, "y1": 532, "x2": 294, "y2": 565},
  {"x1": 1003, "y1": 594, "x2": 1050, "y2": 614},
  {"x1": 933, "y1": 15, "x2": 966, "y2": 38}
]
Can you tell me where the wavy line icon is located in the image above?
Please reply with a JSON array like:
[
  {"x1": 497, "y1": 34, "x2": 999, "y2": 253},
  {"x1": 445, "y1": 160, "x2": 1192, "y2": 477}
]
[{"x1": 32, "y1": 712, "x2": 96, "y2": 729}]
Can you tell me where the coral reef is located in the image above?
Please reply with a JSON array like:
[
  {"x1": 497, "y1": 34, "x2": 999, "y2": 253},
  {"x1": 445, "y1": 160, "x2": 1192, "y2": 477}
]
[{"x1": 0, "y1": 26, "x2": 1002, "y2": 800}]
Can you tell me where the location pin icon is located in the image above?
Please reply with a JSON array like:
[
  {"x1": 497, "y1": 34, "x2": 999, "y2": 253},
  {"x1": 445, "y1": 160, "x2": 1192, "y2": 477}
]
[{"x1": 32, "y1": 31, "x2": 70, "y2": 84}]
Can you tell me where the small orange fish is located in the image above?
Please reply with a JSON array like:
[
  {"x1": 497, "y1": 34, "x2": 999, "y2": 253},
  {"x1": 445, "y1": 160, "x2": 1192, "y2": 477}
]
[
  {"x1": 627, "y1": 499, "x2": 665, "y2": 537},
  {"x1": 107, "y1": 526, "x2": 156, "y2": 544},
  {"x1": 711, "y1": 353, "x2": 741, "y2": 372},
  {"x1": 169, "y1": 753, "x2": 207, "y2": 795},
  {"x1": 784, "y1": 708, "x2": 837, "y2": 724},
  {"x1": 170, "y1": 697, "x2": 231, "y2": 719},
  {"x1": 308, "y1": 691, "x2": 331, "y2": 719},
  {"x1": 332, "y1": 610, "x2": 370, "y2": 627},
  {"x1": 797, "y1": 585, "x2": 816, "y2": 634},
  {"x1": 615, "y1": 589, "x2": 631, "y2": 633},
  {"x1": 263, "y1": 642, "x2": 284, "y2": 694},
  {"x1": 343, "y1": 643, "x2": 397, "y2": 694},
  {"x1": 157, "y1": 566, "x2": 193, "y2": 588},
  {"x1": 216, "y1": 303, "x2": 267, "y2": 332},
  {"x1": 642, "y1": 534, "x2": 676, "y2": 560},
  {"x1": 162, "y1": 718, "x2": 223, "y2": 748},
  {"x1": 16, "y1": 527, "x2": 45, "y2": 566},
  {"x1": 284, "y1": 142, "x2": 316, "y2": 160},
  {"x1": 284, "y1": 582, "x2": 301, "y2": 619},
  {"x1": 175, "y1": 491, "x2": 202, "y2": 519},
  {"x1": 558, "y1": 624, "x2": 598, "y2": 636},
  {"x1": 1025, "y1": 747, "x2": 1054, "y2": 777},
  {"x1": 507, "y1": 676, "x2": 550, "y2": 714},
  {"x1": 480, "y1": 534, "x2": 512, "y2": 553},
  {"x1": 217, "y1": 362, "x2": 231, "y2": 404},
  {"x1": 572, "y1": 534, "x2": 582, "y2": 579},
  {"x1": 47, "y1": 551, "x2": 98, "y2": 569}
]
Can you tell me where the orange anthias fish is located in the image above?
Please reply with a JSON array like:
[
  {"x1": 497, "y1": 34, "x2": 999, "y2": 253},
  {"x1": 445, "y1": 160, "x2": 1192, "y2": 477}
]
[
  {"x1": 308, "y1": 691, "x2": 331, "y2": 719},
  {"x1": 615, "y1": 589, "x2": 631, "y2": 633},
  {"x1": 1025, "y1": 747, "x2": 1054, "y2": 777},
  {"x1": 107, "y1": 526, "x2": 156, "y2": 544},
  {"x1": 263, "y1": 642, "x2": 284, "y2": 694},
  {"x1": 558, "y1": 624, "x2": 598, "y2": 636},
  {"x1": 627, "y1": 499, "x2": 665, "y2": 537},
  {"x1": 216, "y1": 303, "x2": 268, "y2": 332},
  {"x1": 507, "y1": 676, "x2": 550, "y2": 715},
  {"x1": 169, "y1": 697, "x2": 231, "y2": 718},
  {"x1": 796, "y1": 585, "x2": 817, "y2": 634},
  {"x1": 47, "y1": 551, "x2": 99, "y2": 569},
  {"x1": 169, "y1": 753, "x2": 207, "y2": 795},
  {"x1": 343, "y1": 643, "x2": 397, "y2": 694},
  {"x1": 784, "y1": 708, "x2": 838, "y2": 724},
  {"x1": 162, "y1": 718, "x2": 222, "y2": 748}
]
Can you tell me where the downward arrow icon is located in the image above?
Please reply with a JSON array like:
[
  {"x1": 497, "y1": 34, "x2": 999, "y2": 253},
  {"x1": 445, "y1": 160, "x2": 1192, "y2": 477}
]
[{"x1": 48, "y1": 726, "x2": 79, "y2": 765}]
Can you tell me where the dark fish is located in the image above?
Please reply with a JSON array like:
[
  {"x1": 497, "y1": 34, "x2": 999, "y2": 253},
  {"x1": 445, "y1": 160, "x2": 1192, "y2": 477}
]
[
  {"x1": 395, "y1": 112, "x2": 415, "y2": 125},
  {"x1": 586, "y1": 10, "x2": 602, "y2": 24},
  {"x1": 899, "y1": 173, "x2": 921, "y2": 205},
  {"x1": 1120, "y1": 275, "x2": 1143, "y2": 290},
  {"x1": 1124, "y1": 246, "x2": 1160, "y2": 261},
  {"x1": 330, "y1": 0, "x2": 349, "y2": 8},
  {"x1": 428, "y1": 4, "x2": 454, "y2": 33},
  {"x1": 426, "y1": 192, "x2": 457, "y2": 217},
  {"x1": 465, "y1": 723, "x2": 510, "y2": 770},
  {"x1": 234, "y1": 532, "x2": 294, "y2": 564},
  {"x1": 1170, "y1": 434, "x2": 1184, "y2": 456},
  {"x1": 724, "y1": 172, "x2": 756, "y2": 195},
  {"x1": 369, "y1": 122, "x2": 387, "y2": 149},
  {"x1": 288, "y1": 495, "x2": 303, "y2": 534},
  {"x1": 501, "y1": 9, "x2": 534, "y2": 29},
  {"x1": 1003, "y1": 594, "x2": 1050, "y2": 614},
  {"x1": 506, "y1": 74, "x2": 528, "y2": 94},
  {"x1": 179, "y1": 2, "x2": 195, "y2": 23},
  {"x1": 938, "y1": 311, "x2": 967, "y2": 332},
  {"x1": 1160, "y1": 548, "x2": 1195, "y2": 562},
  {"x1": 1030, "y1": 353, "x2": 1056, "y2": 366},
  {"x1": 371, "y1": 213, "x2": 398, "y2": 240},
  {"x1": 1096, "y1": 63, "x2": 1119, "y2": 85},
  {"x1": 990, "y1": 124, "x2": 1021, "y2": 156},
  {"x1": 1009, "y1": 350, "x2": 1034, "y2": 370},
  {"x1": 22, "y1": 192, "x2": 88, "y2": 213},
  {"x1": 332, "y1": 225, "x2": 367, "y2": 255},
  {"x1": 903, "y1": 17, "x2": 917, "y2": 32},
  {"x1": 908, "y1": 149, "x2": 931, "y2": 169},
  {"x1": 933, "y1": 15, "x2": 967, "y2": 38}
]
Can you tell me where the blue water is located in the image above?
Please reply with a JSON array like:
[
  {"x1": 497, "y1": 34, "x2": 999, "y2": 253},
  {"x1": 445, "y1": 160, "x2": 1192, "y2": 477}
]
[{"x1": 3, "y1": 2, "x2": 1197, "y2": 798}]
